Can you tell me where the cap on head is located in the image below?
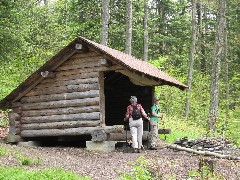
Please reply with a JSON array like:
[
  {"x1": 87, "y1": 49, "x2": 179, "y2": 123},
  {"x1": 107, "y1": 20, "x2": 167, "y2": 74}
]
[
  {"x1": 130, "y1": 96, "x2": 137, "y2": 103},
  {"x1": 154, "y1": 96, "x2": 160, "y2": 101}
]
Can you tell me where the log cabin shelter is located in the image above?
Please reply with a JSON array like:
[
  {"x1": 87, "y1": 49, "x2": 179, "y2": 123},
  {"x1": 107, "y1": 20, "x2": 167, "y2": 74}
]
[{"x1": 0, "y1": 36, "x2": 187, "y2": 145}]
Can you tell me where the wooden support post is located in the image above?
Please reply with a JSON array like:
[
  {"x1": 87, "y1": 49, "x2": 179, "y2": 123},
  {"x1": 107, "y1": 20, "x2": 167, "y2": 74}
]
[{"x1": 98, "y1": 71, "x2": 105, "y2": 126}]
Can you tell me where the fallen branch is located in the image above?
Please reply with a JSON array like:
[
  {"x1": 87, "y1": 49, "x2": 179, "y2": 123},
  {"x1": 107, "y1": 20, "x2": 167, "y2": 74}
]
[{"x1": 167, "y1": 143, "x2": 240, "y2": 160}]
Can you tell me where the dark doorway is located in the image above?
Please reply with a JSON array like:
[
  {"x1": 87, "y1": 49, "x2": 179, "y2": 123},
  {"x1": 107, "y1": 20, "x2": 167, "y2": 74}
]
[{"x1": 104, "y1": 71, "x2": 152, "y2": 129}]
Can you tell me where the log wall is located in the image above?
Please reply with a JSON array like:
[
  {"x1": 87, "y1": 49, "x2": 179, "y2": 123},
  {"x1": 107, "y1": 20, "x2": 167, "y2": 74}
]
[{"x1": 14, "y1": 51, "x2": 122, "y2": 138}]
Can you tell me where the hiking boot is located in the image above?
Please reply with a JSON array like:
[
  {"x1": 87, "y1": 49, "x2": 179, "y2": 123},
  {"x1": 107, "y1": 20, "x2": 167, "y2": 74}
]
[
  {"x1": 149, "y1": 146, "x2": 157, "y2": 150},
  {"x1": 132, "y1": 148, "x2": 138, "y2": 153}
]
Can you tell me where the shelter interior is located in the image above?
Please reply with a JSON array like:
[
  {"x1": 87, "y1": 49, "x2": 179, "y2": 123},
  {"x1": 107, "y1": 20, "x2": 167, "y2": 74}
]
[{"x1": 104, "y1": 71, "x2": 153, "y2": 130}]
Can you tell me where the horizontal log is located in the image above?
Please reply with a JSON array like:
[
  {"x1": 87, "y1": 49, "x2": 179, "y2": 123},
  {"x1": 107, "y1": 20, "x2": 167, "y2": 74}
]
[
  {"x1": 42, "y1": 72, "x2": 98, "y2": 83},
  {"x1": 21, "y1": 97, "x2": 99, "y2": 110},
  {"x1": 55, "y1": 61, "x2": 99, "y2": 71},
  {"x1": 21, "y1": 90, "x2": 99, "y2": 103},
  {"x1": 21, "y1": 120, "x2": 101, "y2": 130},
  {"x1": 21, "y1": 112, "x2": 100, "y2": 123},
  {"x1": 26, "y1": 83, "x2": 99, "y2": 96},
  {"x1": 107, "y1": 131, "x2": 149, "y2": 141},
  {"x1": 54, "y1": 65, "x2": 123, "y2": 77},
  {"x1": 35, "y1": 77, "x2": 98, "y2": 89},
  {"x1": 20, "y1": 125, "x2": 123, "y2": 137},
  {"x1": 70, "y1": 51, "x2": 99, "y2": 59},
  {"x1": 62, "y1": 56, "x2": 102, "y2": 66},
  {"x1": 22, "y1": 105, "x2": 99, "y2": 117}
]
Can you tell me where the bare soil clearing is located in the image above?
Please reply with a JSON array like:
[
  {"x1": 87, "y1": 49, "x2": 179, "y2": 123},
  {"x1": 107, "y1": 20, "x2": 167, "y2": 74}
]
[{"x1": 0, "y1": 128, "x2": 239, "y2": 180}]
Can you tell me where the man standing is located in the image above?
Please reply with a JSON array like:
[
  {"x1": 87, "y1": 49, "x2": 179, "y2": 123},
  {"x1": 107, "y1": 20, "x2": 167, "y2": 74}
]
[
  {"x1": 124, "y1": 96, "x2": 150, "y2": 153},
  {"x1": 149, "y1": 96, "x2": 163, "y2": 150}
]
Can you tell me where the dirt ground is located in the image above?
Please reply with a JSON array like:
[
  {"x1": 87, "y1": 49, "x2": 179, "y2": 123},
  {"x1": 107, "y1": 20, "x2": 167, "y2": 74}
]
[{"x1": 0, "y1": 128, "x2": 239, "y2": 180}]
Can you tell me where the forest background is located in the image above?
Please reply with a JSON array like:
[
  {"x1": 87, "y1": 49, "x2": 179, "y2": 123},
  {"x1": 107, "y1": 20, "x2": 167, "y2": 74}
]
[{"x1": 0, "y1": 0, "x2": 239, "y2": 146}]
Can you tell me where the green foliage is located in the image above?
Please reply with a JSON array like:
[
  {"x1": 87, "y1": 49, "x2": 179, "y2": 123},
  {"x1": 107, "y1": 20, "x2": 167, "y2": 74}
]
[
  {"x1": 188, "y1": 164, "x2": 224, "y2": 180},
  {"x1": 119, "y1": 156, "x2": 156, "y2": 180},
  {"x1": 159, "y1": 116, "x2": 207, "y2": 143},
  {"x1": 0, "y1": 167, "x2": 91, "y2": 180},
  {"x1": 0, "y1": 110, "x2": 8, "y2": 127},
  {"x1": 0, "y1": 147, "x2": 9, "y2": 156}
]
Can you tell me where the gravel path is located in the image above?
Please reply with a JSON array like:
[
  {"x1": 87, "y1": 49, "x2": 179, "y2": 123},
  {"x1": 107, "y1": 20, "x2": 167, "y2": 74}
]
[{"x1": 0, "y1": 139, "x2": 239, "y2": 180}]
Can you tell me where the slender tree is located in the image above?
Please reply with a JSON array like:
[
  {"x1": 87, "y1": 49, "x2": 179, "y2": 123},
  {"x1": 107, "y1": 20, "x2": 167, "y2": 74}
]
[
  {"x1": 125, "y1": 0, "x2": 133, "y2": 55},
  {"x1": 185, "y1": 0, "x2": 197, "y2": 117},
  {"x1": 208, "y1": 0, "x2": 226, "y2": 132},
  {"x1": 143, "y1": 0, "x2": 149, "y2": 61},
  {"x1": 223, "y1": 6, "x2": 229, "y2": 135},
  {"x1": 101, "y1": 0, "x2": 110, "y2": 46}
]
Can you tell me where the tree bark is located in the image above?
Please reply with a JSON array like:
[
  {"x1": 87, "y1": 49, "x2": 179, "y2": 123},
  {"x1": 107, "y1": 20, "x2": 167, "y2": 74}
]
[
  {"x1": 101, "y1": 0, "x2": 110, "y2": 46},
  {"x1": 185, "y1": 0, "x2": 197, "y2": 117},
  {"x1": 143, "y1": 0, "x2": 149, "y2": 61},
  {"x1": 208, "y1": 0, "x2": 226, "y2": 131},
  {"x1": 125, "y1": 0, "x2": 132, "y2": 55}
]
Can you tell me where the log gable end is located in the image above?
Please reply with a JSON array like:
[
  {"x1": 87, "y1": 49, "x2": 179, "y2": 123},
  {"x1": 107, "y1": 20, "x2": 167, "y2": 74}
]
[{"x1": 17, "y1": 50, "x2": 122, "y2": 138}]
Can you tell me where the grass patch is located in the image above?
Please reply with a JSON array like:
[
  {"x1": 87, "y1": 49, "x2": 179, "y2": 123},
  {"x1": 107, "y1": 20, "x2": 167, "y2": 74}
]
[
  {"x1": 0, "y1": 147, "x2": 9, "y2": 156},
  {"x1": 158, "y1": 115, "x2": 239, "y2": 147},
  {"x1": 159, "y1": 116, "x2": 207, "y2": 143},
  {"x1": 119, "y1": 156, "x2": 156, "y2": 180},
  {"x1": 0, "y1": 166, "x2": 91, "y2": 180}
]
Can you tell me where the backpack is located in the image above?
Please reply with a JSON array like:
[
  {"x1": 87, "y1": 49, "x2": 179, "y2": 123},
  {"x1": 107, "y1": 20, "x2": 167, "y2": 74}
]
[{"x1": 131, "y1": 105, "x2": 141, "y2": 120}]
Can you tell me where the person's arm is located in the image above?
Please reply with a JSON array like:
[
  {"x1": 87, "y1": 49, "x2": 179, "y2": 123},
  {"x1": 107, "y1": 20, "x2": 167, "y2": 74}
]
[
  {"x1": 140, "y1": 105, "x2": 150, "y2": 120},
  {"x1": 124, "y1": 106, "x2": 131, "y2": 121}
]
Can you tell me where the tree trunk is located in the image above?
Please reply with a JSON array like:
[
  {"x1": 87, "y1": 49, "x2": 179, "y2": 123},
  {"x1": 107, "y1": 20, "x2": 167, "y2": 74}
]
[
  {"x1": 223, "y1": 10, "x2": 229, "y2": 137},
  {"x1": 197, "y1": 1, "x2": 203, "y2": 72},
  {"x1": 143, "y1": 0, "x2": 149, "y2": 61},
  {"x1": 185, "y1": 0, "x2": 197, "y2": 117},
  {"x1": 101, "y1": 0, "x2": 110, "y2": 46},
  {"x1": 125, "y1": 0, "x2": 132, "y2": 55},
  {"x1": 208, "y1": 0, "x2": 226, "y2": 131}
]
